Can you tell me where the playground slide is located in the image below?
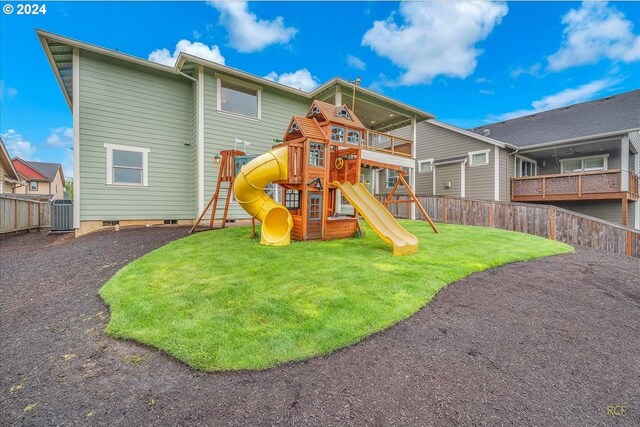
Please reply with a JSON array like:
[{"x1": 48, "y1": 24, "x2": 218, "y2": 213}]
[
  {"x1": 333, "y1": 181, "x2": 418, "y2": 256},
  {"x1": 234, "y1": 146, "x2": 292, "y2": 246}
]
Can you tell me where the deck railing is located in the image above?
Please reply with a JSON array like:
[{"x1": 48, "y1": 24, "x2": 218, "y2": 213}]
[
  {"x1": 364, "y1": 130, "x2": 413, "y2": 157},
  {"x1": 511, "y1": 169, "x2": 639, "y2": 202}
]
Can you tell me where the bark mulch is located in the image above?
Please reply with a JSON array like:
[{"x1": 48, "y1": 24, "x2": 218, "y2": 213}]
[{"x1": 1, "y1": 227, "x2": 638, "y2": 426}]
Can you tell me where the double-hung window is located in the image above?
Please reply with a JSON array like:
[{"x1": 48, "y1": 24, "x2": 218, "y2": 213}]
[{"x1": 105, "y1": 144, "x2": 150, "y2": 187}]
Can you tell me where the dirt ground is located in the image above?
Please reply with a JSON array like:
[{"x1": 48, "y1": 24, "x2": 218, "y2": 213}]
[{"x1": 1, "y1": 227, "x2": 638, "y2": 426}]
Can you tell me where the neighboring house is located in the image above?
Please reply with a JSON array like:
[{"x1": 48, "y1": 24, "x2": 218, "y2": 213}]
[
  {"x1": 1, "y1": 138, "x2": 25, "y2": 194},
  {"x1": 37, "y1": 30, "x2": 432, "y2": 236},
  {"x1": 408, "y1": 90, "x2": 640, "y2": 229},
  {"x1": 12, "y1": 158, "x2": 65, "y2": 200}
]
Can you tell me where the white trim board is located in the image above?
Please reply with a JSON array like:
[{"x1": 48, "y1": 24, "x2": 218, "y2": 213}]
[
  {"x1": 468, "y1": 149, "x2": 490, "y2": 167},
  {"x1": 72, "y1": 47, "x2": 80, "y2": 229},
  {"x1": 198, "y1": 65, "x2": 205, "y2": 215},
  {"x1": 494, "y1": 146, "x2": 500, "y2": 201}
]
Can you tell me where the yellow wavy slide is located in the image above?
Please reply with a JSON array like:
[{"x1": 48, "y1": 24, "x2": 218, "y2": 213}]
[
  {"x1": 234, "y1": 146, "x2": 292, "y2": 246},
  {"x1": 333, "y1": 181, "x2": 418, "y2": 256}
]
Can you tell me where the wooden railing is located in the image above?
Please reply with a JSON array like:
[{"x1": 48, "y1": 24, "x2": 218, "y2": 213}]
[
  {"x1": 377, "y1": 195, "x2": 640, "y2": 258},
  {"x1": 511, "y1": 169, "x2": 639, "y2": 202},
  {"x1": 364, "y1": 130, "x2": 413, "y2": 157},
  {"x1": 0, "y1": 195, "x2": 51, "y2": 235}
]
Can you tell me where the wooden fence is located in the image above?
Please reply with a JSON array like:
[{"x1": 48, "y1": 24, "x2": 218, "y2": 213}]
[
  {"x1": 0, "y1": 196, "x2": 51, "y2": 235},
  {"x1": 377, "y1": 195, "x2": 640, "y2": 258}
]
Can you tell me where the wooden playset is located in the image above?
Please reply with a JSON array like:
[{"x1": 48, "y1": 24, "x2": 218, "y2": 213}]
[{"x1": 192, "y1": 100, "x2": 437, "y2": 255}]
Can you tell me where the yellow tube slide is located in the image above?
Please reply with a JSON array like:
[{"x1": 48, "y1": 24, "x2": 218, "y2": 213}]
[
  {"x1": 333, "y1": 181, "x2": 418, "y2": 256},
  {"x1": 234, "y1": 146, "x2": 292, "y2": 246}
]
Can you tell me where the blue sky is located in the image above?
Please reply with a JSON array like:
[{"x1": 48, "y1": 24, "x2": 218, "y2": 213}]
[{"x1": 1, "y1": 1, "x2": 639, "y2": 177}]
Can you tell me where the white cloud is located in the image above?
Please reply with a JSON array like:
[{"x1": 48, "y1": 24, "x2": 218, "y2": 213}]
[
  {"x1": 479, "y1": 89, "x2": 495, "y2": 95},
  {"x1": 149, "y1": 40, "x2": 225, "y2": 67},
  {"x1": 208, "y1": 1, "x2": 297, "y2": 53},
  {"x1": 548, "y1": 2, "x2": 640, "y2": 71},
  {"x1": 362, "y1": 1, "x2": 508, "y2": 85},
  {"x1": 0, "y1": 80, "x2": 18, "y2": 100},
  {"x1": 192, "y1": 30, "x2": 202, "y2": 40},
  {"x1": 46, "y1": 127, "x2": 73, "y2": 148},
  {"x1": 510, "y1": 63, "x2": 543, "y2": 79},
  {"x1": 347, "y1": 54, "x2": 366, "y2": 71},
  {"x1": 493, "y1": 78, "x2": 619, "y2": 121},
  {"x1": 1, "y1": 129, "x2": 36, "y2": 159},
  {"x1": 474, "y1": 77, "x2": 492, "y2": 84},
  {"x1": 264, "y1": 69, "x2": 319, "y2": 92}
]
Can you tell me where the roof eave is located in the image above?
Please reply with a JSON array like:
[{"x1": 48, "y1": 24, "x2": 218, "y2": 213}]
[
  {"x1": 516, "y1": 127, "x2": 640, "y2": 152},
  {"x1": 428, "y1": 119, "x2": 516, "y2": 149}
]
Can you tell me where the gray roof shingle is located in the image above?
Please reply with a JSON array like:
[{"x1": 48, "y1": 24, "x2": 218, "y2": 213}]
[
  {"x1": 25, "y1": 161, "x2": 62, "y2": 181},
  {"x1": 469, "y1": 89, "x2": 640, "y2": 147}
]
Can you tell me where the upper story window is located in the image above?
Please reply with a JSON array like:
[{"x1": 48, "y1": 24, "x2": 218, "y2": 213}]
[
  {"x1": 515, "y1": 156, "x2": 537, "y2": 177},
  {"x1": 347, "y1": 130, "x2": 360, "y2": 145},
  {"x1": 468, "y1": 149, "x2": 490, "y2": 167},
  {"x1": 560, "y1": 155, "x2": 608, "y2": 174},
  {"x1": 309, "y1": 142, "x2": 325, "y2": 167},
  {"x1": 217, "y1": 77, "x2": 261, "y2": 119},
  {"x1": 418, "y1": 159, "x2": 434, "y2": 173},
  {"x1": 29, "y1": 181, "x2": 38, "y2": 191},
  {"x1": 336, "y1": 107, "x2": 351, "y2": 120},
  {"x1": 330, "y1": 126, "x2": 344, "y2": 143},
  {"x1": 104, "y1": 143, "x2": 150, "y2": 187}
]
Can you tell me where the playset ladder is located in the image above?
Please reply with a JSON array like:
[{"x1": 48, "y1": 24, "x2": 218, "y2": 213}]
[
  {"x1": 190, "y1": 150, "x2": 246, "y2": 233},
  {"x1": 384, "y1": 171, "x2": 439, "y2": 234}
]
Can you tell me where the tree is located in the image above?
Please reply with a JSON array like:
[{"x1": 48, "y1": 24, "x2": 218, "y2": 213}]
[{"x1": 64, "y1": 178, "x2": 73, "y2": 200}]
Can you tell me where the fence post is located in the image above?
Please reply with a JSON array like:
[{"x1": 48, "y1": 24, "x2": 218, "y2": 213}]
[
  {"x1": 549, "y1": 207, "x2": 556, "y2": 240},
  {"x1": 489, "y1": 201, "x2": 494, "y2": 228},
  {"x1": 627, "y1": 231, "x2": 632, "y2": 257},
  {"x1": 443, "y1": 196, "x2": 447, "y2": 223}
]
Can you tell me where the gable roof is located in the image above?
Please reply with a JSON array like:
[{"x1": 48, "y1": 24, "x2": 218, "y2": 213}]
[
  {"x1": 470, "y1": 89, "x2": 640, "y2": 148},
  {"x1": 309, "y1": 100, "x2": 365, "y2": 129},
  {"x1": 12, "y1": 158, "x2": 63, "y2": 182},
  {"x1": 286, "y1": 117, "x2": 328, "y2": 141},
  {"x1": 1, "y1": 138, "x2": 21, "y2": 181}
]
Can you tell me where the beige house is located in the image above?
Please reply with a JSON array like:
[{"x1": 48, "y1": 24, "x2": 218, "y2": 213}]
[
  {"x1": 1, "y1": 138, "x2": 25, "y2": 194},
  {"x1": 12, "y1": 158, "x2": 65, "y2": 200}
]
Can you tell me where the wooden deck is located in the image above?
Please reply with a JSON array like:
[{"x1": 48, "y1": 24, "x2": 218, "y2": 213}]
[{"x1": 510, "y1": 170, "x2": 639, "y2": 203}]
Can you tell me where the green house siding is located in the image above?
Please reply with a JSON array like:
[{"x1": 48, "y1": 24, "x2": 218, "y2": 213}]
[
  {"x1": 202, "y1": 70, "x2": 308, "y2": 219},
  {"x1": 78, "y1": 52, "x2": 195, "y2": 221}
]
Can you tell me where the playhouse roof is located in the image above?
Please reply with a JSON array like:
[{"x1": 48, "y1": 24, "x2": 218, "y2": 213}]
[
  {"x1": 310, "y1": 100, "x2": 365, "y2": 129},
  {"x1": 287, "y1": 117, "x2": 328, "y2": 141}
]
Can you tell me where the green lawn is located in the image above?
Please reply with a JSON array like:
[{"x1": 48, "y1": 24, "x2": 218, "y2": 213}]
[{"x1": 99, "y1": 222, "x2": 572, "y2": 371}]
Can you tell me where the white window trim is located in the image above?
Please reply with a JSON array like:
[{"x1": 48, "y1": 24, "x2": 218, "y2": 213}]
[
  {"x1": 418, "y1": 158, "x2": 434, "y2": 173},
  {"x1": 514, "y1": 154, "x2": 538, "y2": 176},
  {"x1": 468, "y1": 149, "x2": 490, "y2": 167},
  {"x1": 104, "y1": 143, "x2": 150, "y2": 187},
  {"x1": 560, "y1": 154, "x2": 609, "y2": 174},
  {"x1": 216, "y1": 75, "x2": 262, "y2": 121}
]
